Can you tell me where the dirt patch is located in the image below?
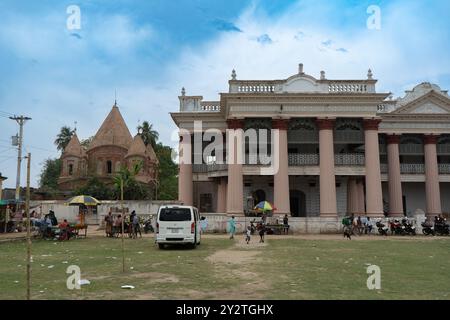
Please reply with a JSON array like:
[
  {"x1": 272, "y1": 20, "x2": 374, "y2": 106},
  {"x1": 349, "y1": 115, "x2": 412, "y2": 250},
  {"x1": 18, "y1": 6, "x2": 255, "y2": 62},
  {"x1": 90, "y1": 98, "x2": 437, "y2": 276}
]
[{"x1": 206, "y1": 250, "x2": 260, "y2": 265}]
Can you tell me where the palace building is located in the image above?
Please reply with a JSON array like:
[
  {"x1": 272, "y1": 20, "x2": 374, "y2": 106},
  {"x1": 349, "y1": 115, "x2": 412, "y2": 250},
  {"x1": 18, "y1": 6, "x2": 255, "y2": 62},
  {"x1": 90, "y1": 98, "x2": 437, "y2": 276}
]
[
  {"x1": 57, "y1": 104, "x2": 159, "y2": 193},
  {"x1": 171, "y1": 64, "x2": 450, "y2": 219}
]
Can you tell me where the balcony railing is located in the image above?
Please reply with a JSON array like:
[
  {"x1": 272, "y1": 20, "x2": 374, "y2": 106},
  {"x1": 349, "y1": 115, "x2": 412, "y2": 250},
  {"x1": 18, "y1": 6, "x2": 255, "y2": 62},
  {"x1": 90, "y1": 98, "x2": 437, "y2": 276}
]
[
  {"x1": 400, "y1": 163, "x2": 425, "y2": 174},
  {"x1": 328, "y1": 81, "x2": 375, "y2": 93},
  {"x1": 439, "y1": 164, "x2": 450, "y2": 174},
  {"x1": 334, "y1": 154, "x2": 365, "y2": 166},
  {"x1": 289, "y1": 154, "x2": 319, "y2": 166}
]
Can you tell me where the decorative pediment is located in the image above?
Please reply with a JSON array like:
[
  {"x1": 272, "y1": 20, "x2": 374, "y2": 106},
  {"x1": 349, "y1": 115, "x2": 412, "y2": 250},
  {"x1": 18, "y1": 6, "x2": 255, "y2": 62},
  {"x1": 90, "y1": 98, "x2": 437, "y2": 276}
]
[{"x1": 392, "y1": 91, "x2": 450, "y2": 115}]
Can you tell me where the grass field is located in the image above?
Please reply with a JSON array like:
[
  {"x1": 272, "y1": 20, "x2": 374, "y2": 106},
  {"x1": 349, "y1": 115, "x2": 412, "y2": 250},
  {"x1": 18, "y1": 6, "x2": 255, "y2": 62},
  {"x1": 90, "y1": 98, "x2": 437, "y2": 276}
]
[{"x1": 0, "y1": 235, "x2": 449, "y2": 300}]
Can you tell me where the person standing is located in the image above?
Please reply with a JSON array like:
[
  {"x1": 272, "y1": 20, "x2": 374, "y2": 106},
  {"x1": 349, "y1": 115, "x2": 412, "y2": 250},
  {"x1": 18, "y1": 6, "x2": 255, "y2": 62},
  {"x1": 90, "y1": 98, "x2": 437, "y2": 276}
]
[
  {"x1": 200, "y1": 216, "x2": 208, "y2": 234},
  {"x1": 132, "y1": 211, "x2": 141, "y2": 238},
  {"x1": 104, "y1": 210, "x2": 113, "y2": 237},
  {"x1": 283, "y1": 214, "x2": 289, "y2": 234},
  {"x1": 258, "y1": 223, "x2": 266, "y2": 243},
  {"x1": 228, "y1": 215, "x2": 236, "y2": 239}
]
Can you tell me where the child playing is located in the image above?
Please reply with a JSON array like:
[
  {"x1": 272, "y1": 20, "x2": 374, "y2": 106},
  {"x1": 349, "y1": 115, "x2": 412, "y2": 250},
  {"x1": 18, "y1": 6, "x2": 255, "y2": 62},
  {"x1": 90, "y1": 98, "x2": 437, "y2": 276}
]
[{"x1": 245, "y1": 226, "x2": 251, "y2": 244}]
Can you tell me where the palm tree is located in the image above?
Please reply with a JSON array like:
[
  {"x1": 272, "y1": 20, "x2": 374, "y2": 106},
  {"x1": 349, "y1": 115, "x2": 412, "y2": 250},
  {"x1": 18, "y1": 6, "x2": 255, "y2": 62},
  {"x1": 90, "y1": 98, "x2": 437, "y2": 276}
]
[
  {"x1": 55, "y1": 126, "x2": 75, "y2": 152},
  {"x1": 137, "y1": 121, "x2": 159, "y2": 148},
  {"x1": 113, "y1": 161, "x2": 147, "y2": 200},
  {"x1": 80, "y1": 136, "x2": 94, "y2": 149}
]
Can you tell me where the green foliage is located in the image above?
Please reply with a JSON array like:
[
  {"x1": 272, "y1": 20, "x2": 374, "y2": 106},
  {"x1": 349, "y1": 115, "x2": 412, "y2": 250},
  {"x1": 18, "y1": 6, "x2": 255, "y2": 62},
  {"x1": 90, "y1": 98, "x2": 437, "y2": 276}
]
[
  {"x1": 55, "y1": 126, "x2": 75, "y2": 152},
  {"x1": 113, "y1": 161, "x2": 150, "y2": 200},
  {"x1": 80, "y1": 136, "x2": 94, "y2": 149},
  {"x1": 155, "y1": 143, "x2": 178, "y2": 200},
  {"x1": 73, "y1": 177, "x2": 114, "y2": 200},
  {"x1": 137, "y1": 121, "x2": 159, "y2": 149},
  {"x1": 39, "y1": 158, "x2": 62, "y2": 191}
]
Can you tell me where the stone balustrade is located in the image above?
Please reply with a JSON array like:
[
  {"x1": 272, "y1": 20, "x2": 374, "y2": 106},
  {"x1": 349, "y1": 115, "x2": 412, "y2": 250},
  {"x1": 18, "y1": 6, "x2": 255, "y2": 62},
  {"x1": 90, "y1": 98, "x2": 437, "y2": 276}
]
[
  {"x1": 231, "y1": 81, "x2": 277, "y2": 93},
  {"x1": 201, "y1": 101, "x2": 221, "y2": 112},
  {"x1": 328, "y1": 81, "x2": 375, "y2": 93}
]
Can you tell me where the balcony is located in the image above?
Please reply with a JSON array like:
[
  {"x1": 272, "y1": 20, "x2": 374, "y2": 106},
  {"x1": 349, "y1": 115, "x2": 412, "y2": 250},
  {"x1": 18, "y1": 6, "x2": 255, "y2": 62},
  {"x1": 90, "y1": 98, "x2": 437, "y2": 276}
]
[
  {"x1": 439, "y1": 164, "x2": 450, "y2": 174},
  {"x1": 400, "y1": 164, "x2": 425, "y2": 174},
  {"x1": 289, "y1": 154, "x2": 319, "y2": 166},
  {"x1": 288, "y1": 153, "x2": 365, "y2": 166},
  {"x1": 334, "y1": 154, "x2": 365, "y2": 166}
]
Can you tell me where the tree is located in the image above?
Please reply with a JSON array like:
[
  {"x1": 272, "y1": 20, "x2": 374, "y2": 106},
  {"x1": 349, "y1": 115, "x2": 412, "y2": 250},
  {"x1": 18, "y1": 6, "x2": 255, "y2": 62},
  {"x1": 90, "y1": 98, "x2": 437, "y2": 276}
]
[
  {"x1": 80, "y1": 136, "x2": 94, "y2": 149},
  {"x1": 55, "y1": 126, "x2": 75, "y2": 152},
  {"x1": 137, "y1": 121, "x2": 159, "y2": 148},
  {"x1": 113, "y1": 161, "x2": 150, "y2": 200},
  {"x1": 154, "y1": 143, "x2": 178, "y2": 200},
  {"x1": 73, "y1": 177, "x2": 114, "y2": 200},
  {"x1": 39, "y1": 158, "x2": 62, "y2": 190}
]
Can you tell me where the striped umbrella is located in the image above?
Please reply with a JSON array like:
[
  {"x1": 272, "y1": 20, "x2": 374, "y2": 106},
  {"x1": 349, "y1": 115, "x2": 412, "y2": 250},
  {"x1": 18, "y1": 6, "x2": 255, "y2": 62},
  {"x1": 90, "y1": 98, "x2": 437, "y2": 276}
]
[
  {"x1": 254, "y1": 201, "x2": 276, "y2": 212},
  {"x1": 66, "y1": 195, "x2": 101, "y2": 206}
]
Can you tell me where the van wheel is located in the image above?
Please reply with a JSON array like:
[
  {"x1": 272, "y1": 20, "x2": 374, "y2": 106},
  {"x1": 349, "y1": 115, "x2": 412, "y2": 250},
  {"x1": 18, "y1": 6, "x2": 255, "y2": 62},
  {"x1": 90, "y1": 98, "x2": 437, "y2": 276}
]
[{"x1": 158, "y1": 243, "x2": 164, "y2": 249}]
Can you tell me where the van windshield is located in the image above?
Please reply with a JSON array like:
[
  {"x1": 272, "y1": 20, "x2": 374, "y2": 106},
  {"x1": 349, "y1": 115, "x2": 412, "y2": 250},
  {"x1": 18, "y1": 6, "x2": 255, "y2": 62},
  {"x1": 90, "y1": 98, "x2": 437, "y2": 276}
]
[{"x1": 159, "y1": 208, "x2": 192, "y2": 221}]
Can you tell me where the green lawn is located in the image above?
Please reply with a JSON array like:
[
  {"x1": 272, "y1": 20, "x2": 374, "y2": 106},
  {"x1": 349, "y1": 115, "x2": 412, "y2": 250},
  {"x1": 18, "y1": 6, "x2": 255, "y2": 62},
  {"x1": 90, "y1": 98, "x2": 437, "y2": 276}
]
[{"x1": 0, "y1": 236, "x2": 449, "y2": 300}]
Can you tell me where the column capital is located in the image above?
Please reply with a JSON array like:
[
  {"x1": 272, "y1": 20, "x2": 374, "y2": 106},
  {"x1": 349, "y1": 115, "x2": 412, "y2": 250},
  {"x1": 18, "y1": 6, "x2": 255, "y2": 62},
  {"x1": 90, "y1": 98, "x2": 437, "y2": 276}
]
[
  {"x1": 227, "y1": 118, "x2": 244, "y2": 130},
  {"x1": 386, "y1": 134, "x2": 401, "y2": 144},
  {"x1": 363, "y1": 119, "x2": 382, "y2": 130},
  {"x1": 316, "y1": 118, "x2": 335, "y2": 130},
  {"x1": 272, "y1": 119, "x2": 290, "y2": 130},
  {"x1": 423, "y1": 134, "x2": 439, "y2": 145}
]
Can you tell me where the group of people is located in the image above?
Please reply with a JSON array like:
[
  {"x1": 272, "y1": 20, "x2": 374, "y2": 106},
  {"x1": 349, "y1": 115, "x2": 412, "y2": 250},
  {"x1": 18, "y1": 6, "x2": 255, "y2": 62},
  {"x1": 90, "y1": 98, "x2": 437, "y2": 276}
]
[
  {"x1": 104, "y1": 209, "x2": 142, "y2": 238},
  {"x1": 342, "y1": 214, "x2": 373, "y2": 238},
  {"x1": 229, "y1": 215, "x2": 282, "y2": 244}
]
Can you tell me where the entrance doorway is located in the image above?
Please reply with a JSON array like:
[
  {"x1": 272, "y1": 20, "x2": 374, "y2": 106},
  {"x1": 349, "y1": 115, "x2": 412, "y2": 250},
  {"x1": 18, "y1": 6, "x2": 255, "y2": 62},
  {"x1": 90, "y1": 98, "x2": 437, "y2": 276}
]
[{"x1": 290, "y1": 190, "x2": 306, "y2": 217}]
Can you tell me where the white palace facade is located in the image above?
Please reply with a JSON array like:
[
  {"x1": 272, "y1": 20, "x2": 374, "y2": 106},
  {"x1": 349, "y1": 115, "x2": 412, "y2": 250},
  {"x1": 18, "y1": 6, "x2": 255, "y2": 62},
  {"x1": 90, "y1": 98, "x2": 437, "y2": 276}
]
[{"x1": 171, "y1": 64, "x2": 450, "y2": 220}]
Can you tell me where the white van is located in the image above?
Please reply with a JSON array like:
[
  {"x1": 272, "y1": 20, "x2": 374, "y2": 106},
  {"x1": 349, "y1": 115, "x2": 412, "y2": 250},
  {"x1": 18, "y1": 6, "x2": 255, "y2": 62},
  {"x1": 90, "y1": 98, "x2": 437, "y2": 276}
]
[{"x1": 155, "y1": 205, "x2": 201, "y2": 249}]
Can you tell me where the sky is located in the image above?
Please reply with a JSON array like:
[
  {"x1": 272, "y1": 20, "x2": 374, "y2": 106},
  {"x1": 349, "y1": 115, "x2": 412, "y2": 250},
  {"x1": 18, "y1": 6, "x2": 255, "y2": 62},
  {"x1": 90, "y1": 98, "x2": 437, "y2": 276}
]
[{"x1": 0, "y1": 0, "x2": 449, "y2": 188}]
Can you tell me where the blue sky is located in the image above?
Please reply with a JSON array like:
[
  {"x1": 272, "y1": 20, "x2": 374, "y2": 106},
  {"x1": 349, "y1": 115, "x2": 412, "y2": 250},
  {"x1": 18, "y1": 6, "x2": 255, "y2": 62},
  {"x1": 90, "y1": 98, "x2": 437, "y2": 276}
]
[{"x1": 0, "y1": 0, "x2": 449, "y2": 188}]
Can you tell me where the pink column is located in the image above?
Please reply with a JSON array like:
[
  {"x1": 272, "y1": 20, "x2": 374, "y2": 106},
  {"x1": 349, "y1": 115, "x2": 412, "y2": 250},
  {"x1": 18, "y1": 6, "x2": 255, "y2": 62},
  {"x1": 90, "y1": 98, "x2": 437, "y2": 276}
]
[
  {"x1": 216, "y1": 178, "x2": 227, "y2": 213},
  {"x1": 178, "y1": 132, "x2": 193, "y2": 205},
  {"x1": 363, "y1": 119, "x2": 383, "y2": 217},
  {"x1": 272, "y1": 119, "x2": 290, "y2": 214},
  {"x1": 356, "y1": 179, "x2": 366, "y2": 214},
  {"x1": 226, "y1": 119, "x2": 244, "y2": 215},
  {"x1": 347, "y1": 178, "x2": 359, "y2": 214},
  {"x1": 424, "y1": 135, "x2": 442, "y2": 218},
  {"x1": 316, "y1": 119, "x2": 337, "y2": 216},
  {"x1": 386, "y1": 135, "x2": 404, "y2": 217}
]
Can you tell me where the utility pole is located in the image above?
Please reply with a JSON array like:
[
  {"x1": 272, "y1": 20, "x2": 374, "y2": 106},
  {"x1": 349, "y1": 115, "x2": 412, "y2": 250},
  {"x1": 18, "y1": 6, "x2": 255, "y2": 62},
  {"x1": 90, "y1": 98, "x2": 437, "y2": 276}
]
[
  {"x1": 9, "y1": 115, "x2": 32, "y2": 208},
  {"x1": 25, "y1": 153, "x2": 31, "y2": 300},
  {"x1": 121, "y1": 179, "x2": 125, "y2": 273}
]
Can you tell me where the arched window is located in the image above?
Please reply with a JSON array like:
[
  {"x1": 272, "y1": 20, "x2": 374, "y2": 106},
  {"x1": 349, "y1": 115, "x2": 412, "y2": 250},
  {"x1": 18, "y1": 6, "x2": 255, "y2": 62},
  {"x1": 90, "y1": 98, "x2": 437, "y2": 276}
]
[{"x1": 107, "y1": 160, "x2": 113, "y2": 174}]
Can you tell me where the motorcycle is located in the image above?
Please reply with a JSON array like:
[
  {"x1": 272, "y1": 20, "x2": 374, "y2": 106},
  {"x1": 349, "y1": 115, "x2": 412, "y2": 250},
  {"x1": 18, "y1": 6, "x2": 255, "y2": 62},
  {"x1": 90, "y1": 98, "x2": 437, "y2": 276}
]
[
  {"x1": 421, "y1": 221, "x2": 435, "y2": 236},
  {"x1": 435, "y1": 220, "x2": 450, "y2": 236},
  {"x1": 401, "y1": 218, "x2": 416, "y2": 236},
  {"x1": 389, "y1": 219, "x2": 405, "y2": 235},
  {"x1": 143, "y1": 218, "x2": 154, "y2": 233},
  {"x1": 376, "y1": 220, "x2": 388, "y2": 236}
]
